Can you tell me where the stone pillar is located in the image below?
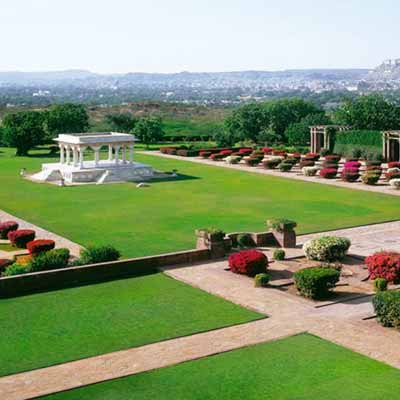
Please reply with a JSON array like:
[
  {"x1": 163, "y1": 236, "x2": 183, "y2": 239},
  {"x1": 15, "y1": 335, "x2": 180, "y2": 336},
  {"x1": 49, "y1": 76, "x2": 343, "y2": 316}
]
[
  {"x1": 72, "y1": 146, "x2": 78, "y2": 167},
  {"x1": 114, "y1": 145, "x2": 120, "y2": 165},
  {"x1": 92, "y1": 146, "x2": 101, "y2": 167},
  {"x1": 108, "y1": 145, "x2": 113, "y2": 162},
  {"x1": 59, "y1": 144, "x2": 64, "y2": 164},
  {"x1": 66, "y1": 145, "x2": 71, "y2": 165},
  {"x1": 129, "y1": 144, "x2": 134, "y2": 163},
  {"x1": 79, "y1": 146, "x2": 87, "y2": 169},
  {"x1": 122, "y1": 145, "x2": 127, "y2": 164}
]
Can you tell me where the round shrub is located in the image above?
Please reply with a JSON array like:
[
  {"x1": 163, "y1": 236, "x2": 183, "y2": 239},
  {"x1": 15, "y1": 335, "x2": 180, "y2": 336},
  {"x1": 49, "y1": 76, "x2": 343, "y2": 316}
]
[
  {"x1": 210, "y1": 153, "x2": 225, "y2": 161},
  {"x1": 300, "y1": 160, "x2": 315, "y2": 168},
  {"x1": 372, "y1": 291, "x2": 400, "y2": 329},
  {"x1": 365, "y1": 251, "x2": 400, "y2": 283},
  {"x1": 361, "y1": 172, "x2": 380, "y2": 185},
  {"x1": 305, "y1": 153, "x2": 320, "y2": 161},
  {"x1": 26, "y1": 239, "x2": 56, "y2": 256},
  {"x1": 0, "y1": 258, "x2": 13, "y2": 273},
  {"x1": 220, "y1": 150, "x2": 232, "y2": 156},
  {"x1": 225, "y1": 155, "x2": 241, "y2": 164},
  {"x1": 0, "y1": 221, "x2": 19, "y2": 239},
  {"x1": 303, "y1": 236, "x2": 351, "y2": 261},
  {"x1": 245, "y1": 157, "x2": 261, "y2": 166},
  {"x1": 302, "y1": 166, "x2": 319, "y2": 176},
  {"x1": 29, "y1": 248, "x2": 70, "y2": 272},
  {"x1": 7, "y1": 229, "x2": 36, "y2": 248},
  {"x1": 238, "y1": 148, "x2": 252, "y2": 156},
  {"x1": 272, "y1": 150, "x2": 287, "y2": 157},
  {"x1": 273, "y1": 249, "x2": 285, "y2": 261},
  {"x1": 325, "y1": 154, "x2": 341, "y2": 162},
  {"x1": 228, "y1": 249, "x2": 268, "y2": 276},
  {"x1": 319, "y1": 168, "x2": 337, "y2": 179},
  {"x1": 293, "y1": 267, "x2": 340, "y2": 299},
  {"x1": 199, "y1": 151, "x2": 211, "y2": 158},
  {"x1": 322, "y1": 162, "x2": 339, "y2": 169},
  {"x1": 236, "y1": 233, "x2": 256, "y2": 249},
  {"x1": 262, "y1": 147, "x2": 273, "y2": 154},
  {"x1": 374, "y1": 278, "x2": 388, "y2": 293},
  {"x1": 263, "y1": 158, "x2": 281, "y2": 169},
  {"x1": 278, "y1": 162, "x2": 293, "y2": 172},
  {"x1": 79, "y1": 245, "x2": 121, "y2": 265},
  {"x1": 385, "y1": 170, "x2": 400, "y2": 181},
  {"x1": 389, "y1": 178, "x2": 400, "y2": 189},
  {"x1": 344, "y1": 161, "x2": 361, "y2": 169},
  {"x1": 341, "y1": 171, "x2": 360, "y2": 182},
  {"x1": 254, "y1": 273, "x2": 270, "y2": 287},
  {"x1": 284, "y1": 157, "x2": 298, "y2": 165}
]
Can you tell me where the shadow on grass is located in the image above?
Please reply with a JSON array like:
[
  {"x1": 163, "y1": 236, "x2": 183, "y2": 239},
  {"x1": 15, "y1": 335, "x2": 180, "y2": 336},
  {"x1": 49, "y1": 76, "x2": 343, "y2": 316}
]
[{"x1": 147, "y1": 173, "x2": 201, "y2": 184}]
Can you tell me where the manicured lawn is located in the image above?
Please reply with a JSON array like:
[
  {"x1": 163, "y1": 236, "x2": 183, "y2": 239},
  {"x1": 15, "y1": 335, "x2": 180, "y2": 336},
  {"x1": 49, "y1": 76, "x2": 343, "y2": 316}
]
[
  {"x1": 1, "y1": 147, "x2": 400, "y2": 258},
  {"x1": 0, "y1": 273, "x2": 262, "y2": 377},
  {"x1": 43, "y1": 333, "x2": 400, "y2": 400}
]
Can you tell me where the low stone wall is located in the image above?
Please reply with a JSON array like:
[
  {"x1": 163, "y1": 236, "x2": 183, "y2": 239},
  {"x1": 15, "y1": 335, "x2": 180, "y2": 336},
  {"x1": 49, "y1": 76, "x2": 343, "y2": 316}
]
[{"x1": 0, "y1": 248, "x2": 211, "y2": 298}]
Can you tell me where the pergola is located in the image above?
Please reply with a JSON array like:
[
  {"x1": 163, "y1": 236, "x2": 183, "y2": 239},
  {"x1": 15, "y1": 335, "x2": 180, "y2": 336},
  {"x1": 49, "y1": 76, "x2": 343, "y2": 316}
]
[
  {"x1": 310, "y1": 125, "x2": 351, "y2": 153},
  {"x1": 54, "y1": 132, "x2": 136, "y2": 169},
  {"x1": 382, "y1": 131, "x2": 400, "y2": 162}
]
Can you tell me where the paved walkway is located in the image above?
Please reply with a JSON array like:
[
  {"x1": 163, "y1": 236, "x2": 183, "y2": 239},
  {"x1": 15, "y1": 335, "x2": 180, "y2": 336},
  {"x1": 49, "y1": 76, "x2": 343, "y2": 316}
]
[
  {"x1": 1, "y1": 222, "x2": 400, "y2": 399},
  {"x1": 0, "y1": 210, "x2": 83, "y2": 258},
  {"x1": 142, "y1": 151, "x2": 400, "y2": 196}
]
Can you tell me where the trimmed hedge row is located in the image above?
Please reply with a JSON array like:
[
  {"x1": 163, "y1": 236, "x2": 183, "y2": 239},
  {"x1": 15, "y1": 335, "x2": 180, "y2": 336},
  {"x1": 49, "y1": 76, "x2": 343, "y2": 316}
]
[{"x1": 373, "y1": 291, "x2": 400, "y2": 329}]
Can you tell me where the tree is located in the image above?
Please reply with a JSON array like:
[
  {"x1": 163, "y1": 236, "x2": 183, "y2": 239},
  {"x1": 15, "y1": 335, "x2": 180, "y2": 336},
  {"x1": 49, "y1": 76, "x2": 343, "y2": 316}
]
[
  {"x1": 44, "y1": 103, "x2": 89, "y2": 140},
  {"x1": 2, "y1": 111, "x2": 45, "y2": 155},
  {"x1": 133, "y1": 116, "x2": 164, "y2": 148},
  {"x1": 105, "y1": 113, "x2": 138, "y2": 132},
  {"x1": 334, "y1": 95, "x2": 400, "y2": 130},
  {"x1": 285, "y1": 113, "x2": 332, "y2": 146}
]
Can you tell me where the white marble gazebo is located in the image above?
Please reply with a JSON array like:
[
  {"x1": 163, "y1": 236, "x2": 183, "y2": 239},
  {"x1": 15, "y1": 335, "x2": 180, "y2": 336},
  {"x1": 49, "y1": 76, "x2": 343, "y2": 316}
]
[{"x1": 32, "y1": 132, "x2": 154, "y2": 184}]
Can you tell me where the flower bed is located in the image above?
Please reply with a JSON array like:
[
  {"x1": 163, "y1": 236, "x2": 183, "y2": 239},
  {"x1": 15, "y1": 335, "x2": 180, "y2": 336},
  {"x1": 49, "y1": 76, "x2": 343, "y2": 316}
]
[{"x1": 229, "y1": 249, "x2": 268, "y2": 276}]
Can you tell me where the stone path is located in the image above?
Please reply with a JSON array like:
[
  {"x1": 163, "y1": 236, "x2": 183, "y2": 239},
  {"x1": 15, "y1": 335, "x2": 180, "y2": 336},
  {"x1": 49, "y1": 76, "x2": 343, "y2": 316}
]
[
  {"x1": 0, "y1": 210, "x2": 83, "y2": 258},
  {"x1": 141, "y1": 151, "x2": 400, "y2": 196},
  {"x1": 1, "y1": 222, "x2": 400, "y2": 399}
]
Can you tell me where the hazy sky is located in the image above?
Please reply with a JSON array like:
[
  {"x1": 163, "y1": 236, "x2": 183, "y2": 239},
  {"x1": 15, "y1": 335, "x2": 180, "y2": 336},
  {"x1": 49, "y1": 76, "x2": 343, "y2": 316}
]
[{"x1": 1, "y1": 0, "x2": 400, "y2": 73}]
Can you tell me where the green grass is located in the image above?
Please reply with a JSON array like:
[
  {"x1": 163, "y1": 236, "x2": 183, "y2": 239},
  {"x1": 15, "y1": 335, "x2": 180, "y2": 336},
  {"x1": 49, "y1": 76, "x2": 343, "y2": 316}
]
[
  {"x1": 43, "y1": 333, "x2": 400, "y2": 400},
  {"x1": 0, "y1": 243, "x2": 16, "y2": 252},
  {"x1": 0, "y1": 272, "x2": 262, "y2": 377},
  {"x1": 1, "y1": 146, "x2": 400, "y2": 258}
]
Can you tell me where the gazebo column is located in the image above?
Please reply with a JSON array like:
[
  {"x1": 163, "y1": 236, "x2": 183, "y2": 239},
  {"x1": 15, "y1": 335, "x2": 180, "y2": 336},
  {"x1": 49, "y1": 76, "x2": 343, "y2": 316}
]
[
  {"x1": 114, "y1": 145, "x2": 120, "y2": 165},
  {"x1": 92, "y1": 146, "x2": 101, "y2": 168},
  {"x1": 65, "y1": 145, "x2": 71, "y2": 165},
  {"x1": 59, "y1": 144, "x2": 65, "y2": 164},
  {"x1": 129, "y1": 144, "x2": 134, "y2": 163},
  {"x1": 122, "y1": 145, "x2": 127, "y2": 164},
  {"x1": 108, "y1": 145, "x2": 113, "y2": 162},
  {"x1": 72, "y1": 146, "x2": 78, "y2": 167},
  {"x1": 79, "y1": 146, "x2": 87, "y2": 169}
]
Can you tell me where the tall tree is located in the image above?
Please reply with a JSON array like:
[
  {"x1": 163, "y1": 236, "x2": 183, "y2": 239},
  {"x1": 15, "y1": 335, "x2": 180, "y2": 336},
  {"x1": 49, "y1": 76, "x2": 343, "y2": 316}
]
[
  {"x1": 105, "y1": 113, "x2": 138, "y2": 132},
  {"x1": 334, "y1": 95, "x2": 400, "y2": 130},
  {"x1": 44, "y1": 103, "x2": 89, "y2": 140},
  {"x1": 2, "y1": 111, "x2": 45, "y2": 155},
  {"x1": 133, "y1": 116, "x2": 164, "y2": 148}
]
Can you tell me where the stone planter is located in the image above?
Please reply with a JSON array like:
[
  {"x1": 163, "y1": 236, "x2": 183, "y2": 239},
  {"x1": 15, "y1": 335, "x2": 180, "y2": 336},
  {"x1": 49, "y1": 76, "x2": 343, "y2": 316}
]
[
  {"x1": 195, "y1": 229, "x2": 230, "y2": 258},
  {"x1": 267, "y1": 220, "x2": 297, "y2": 248}
]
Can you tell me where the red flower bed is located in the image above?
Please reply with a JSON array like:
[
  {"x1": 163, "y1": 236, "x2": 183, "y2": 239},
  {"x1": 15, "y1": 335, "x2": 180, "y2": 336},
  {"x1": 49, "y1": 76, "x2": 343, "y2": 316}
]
[
  {"x1": 388, "y1": 162, "x2": 400, "y2": 169},
  {"x1": 229, "y1": 249, "x2": 268, "y2": 276},
  {"x1": 365, "y1": 251, "x2": 400, "y2": 283},
  {"x1": 0, "y1": 259, "x2": 13, "y2": 272},
  {"x1": 319, "y1": 168, "x2": 337, "y2": 179},
  {"x1": 27, "y1": 239, "x2": 56, "y2": 256},
  {"x1": 8, "y1": 229, "x2": 36, "y2": 248},
  {"x1": 0, "y1": 221, "x2": 19, "y2": 239}
]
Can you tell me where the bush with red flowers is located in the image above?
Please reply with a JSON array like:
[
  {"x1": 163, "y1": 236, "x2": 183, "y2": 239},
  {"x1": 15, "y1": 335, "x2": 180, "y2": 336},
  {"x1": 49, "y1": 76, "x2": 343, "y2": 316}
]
[
  {"x1": 365, "y1": 251, "x2": 400, "y2": 283},
  {"x1": 219, "y1": 150, "x2": 232, "y2": 156},
  {"x1": 385, "y1": 170, "x2": 400, "y2": 181},
  {"x1": 210, "y1": 153, "x2": 225, "y2": 161},
  {"x1": 305, "y1": 153, "x2": 320, "y2": 161},
  {"x1": 27, "y1": 239, "x2": 56, "y2": 256},
  {"x1": 388, "y1": 162, "x2": 400, "y2": 169},
  {"x1": 0, "y1": 221, "x2": 19, "y2": 239},
  {"x1": 325, "y1": 154, "x2": 341, "y2": 162},
  {"x1": 0, "y1": 259, "x2": 13, "y2": 273},
  {"x1": 262, "y1": 147, "x2": 273, "y2": 154},
  {"x1": 299, "y1": 160, "x2": 315, "y2": 168},
  {"x1": 8, "y1": 229, "x2": 36, "y2": 248},
  {"x1": 344, "y1": 161, "x2": 361, "y2": 169},
  {"x1": 341, "y1": 170, "x2": 360, "y2": 182},
  {"x1": 238, "y1": 148, "x2": 252, "y2": 155},
  {"x1": 272, "y1": 150, "x2": 287, "y2": 157},
  {"x1": 199, "y1": 151, "x2": 211, "y2": 158},
  {"x1": 322, "y1": 162, "x2": 339, "y2": 170},
  {"x1": 229, "y1": 249, "x2": 268, "y2": 276},
  {"x1": 319, "y1": 168, "x2": 337, "y2": 179}
]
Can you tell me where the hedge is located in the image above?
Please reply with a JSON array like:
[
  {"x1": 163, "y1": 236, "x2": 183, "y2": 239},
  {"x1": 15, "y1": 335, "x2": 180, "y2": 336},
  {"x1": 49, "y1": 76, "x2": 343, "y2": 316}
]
[
  {"x1": 294, "y1": 267, "x2": 340, "y2": 299},
  {"x1": 372, "y1": 291, "x2": 400, "y2": 329}
]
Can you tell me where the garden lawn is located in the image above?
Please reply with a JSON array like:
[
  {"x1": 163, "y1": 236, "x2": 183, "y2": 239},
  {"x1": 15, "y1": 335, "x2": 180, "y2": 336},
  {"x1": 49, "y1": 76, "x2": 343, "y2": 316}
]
[
  {"x1": 0, "y1": 273, "x2": 262, "y2": 377},
  {"x1": 43, "y1": 333, "x2": 400, "y2": 400},
  {"x1": 1, "y1": 147, "x2": 400, "y2": 258}
]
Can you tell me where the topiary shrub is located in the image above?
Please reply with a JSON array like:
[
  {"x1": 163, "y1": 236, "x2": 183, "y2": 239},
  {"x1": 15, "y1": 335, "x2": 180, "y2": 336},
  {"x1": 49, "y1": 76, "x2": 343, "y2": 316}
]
[
  {"x1": 303, "y1": 236, "x2": 351, "y2": 261},
  {"x1": 273, "y1": 249, "x2": 285, "y2": 260},
  {"x1": 254, "y1": 272, "x2": 270, "y2": 287},
  {"x1": 293, "y1": 267, "x2": 340, "y2": 299},
  {"x1": 319, "y1": 168, "x2": 337, "y2": 179},
  {"x1": 7, "y1": 229, "x2": 35, "y2": 248},
  {"x1": 361, "y1": 172, "x2": 380, "y2": 185},
  {"x1": 79, "y1": 245, "x2": 121, "y2": 264},
  {"x1": 29, "y1": 248, "x2": 70, "y2": 272},
  {"x1": 3, "y1": 263, "x2": 31, "y2": 277},
  {"x1": 0, "y1": 221, "x2": 19, "y2": 239},
  {"x1": 236, "y1": 233, "x2": 256, "y2": 249},
  {"x1": 302, "y1": 166, "x2": 319, "y2": 176},
  {"x1": 365, "y1": 251, "x2": 400, "y2": 283},
  {"x1": 372, "y1": 291, "x2": 400, "y2": 329},
  {"x1": 263, "y1": 158, "x2": 281, "y2": 169},
  {"x1": 374, "y1": 278, "x2": 388, "y2": 292},
  {"x1": 26, "y1": 239, "x2": 56, "y2": 256},
  {"x1": 278, "y1": 162, "x2": 293, "y2": 172},
  {"x1": 0, "y1": 258, "x2": 13, "y2": 273},
  {"x1": 228, "y1": 249, "x2": 268, "y2": 276}
]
